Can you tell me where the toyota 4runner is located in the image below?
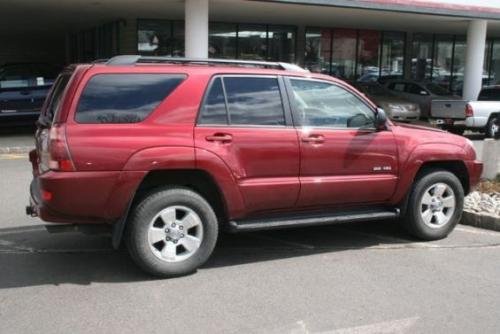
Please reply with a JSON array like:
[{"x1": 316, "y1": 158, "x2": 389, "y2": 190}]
[{"x1": 27, "y1": 56, "x2": 483, "y2": 277}]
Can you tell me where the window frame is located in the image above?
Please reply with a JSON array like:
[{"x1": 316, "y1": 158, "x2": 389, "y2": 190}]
[
  {"x1": 283, "y1": 76, "x2": 378, "y2": 130},
  {"x1": 73, "y1": 72, "x2": 187, "y2": 124},
  {"x1": 196, "y1": 74, "x2": 293, "y2": 128}
]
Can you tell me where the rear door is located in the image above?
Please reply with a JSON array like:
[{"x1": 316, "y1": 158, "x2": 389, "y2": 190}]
[
  {"x1": 194, "y1": 75, "x2": 300, "y2": 214},
  {"x1": 285, "y1": 77, "x2": 398, "y2": 208}
]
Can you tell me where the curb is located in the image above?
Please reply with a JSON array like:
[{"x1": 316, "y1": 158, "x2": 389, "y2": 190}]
[
  {"x1": 460, "y1": 210, "x2": 500, "y2": 232},
  {"x1": 0, "y1": 146, "x2": 33, "y2": 154}
]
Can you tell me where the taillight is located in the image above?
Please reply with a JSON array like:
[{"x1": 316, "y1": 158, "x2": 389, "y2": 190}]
[
  {"x1": 465, "y1": 104, "x2": 474, "y2": 117},
  {"x1": 48, "y1": 124, "x2": 75, "y2": 171}
]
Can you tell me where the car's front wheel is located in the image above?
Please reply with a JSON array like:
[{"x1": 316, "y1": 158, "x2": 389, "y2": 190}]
[
  {"x1": 126, "y1": 187, "x2": 219, "y2": 277},
  {"x1": 403, "y1": 170, "x2": 464, "y2": 240}
]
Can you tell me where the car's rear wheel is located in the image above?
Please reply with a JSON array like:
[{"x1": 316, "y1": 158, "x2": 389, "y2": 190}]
[
  {"x1": 126, "y1": 187, "x2": 218, "y2": 277},
  {"x1": 485, "y1": 115, "x2": 499, "y2": 139},
  {"x1": 403, "y1": 170, "x2": 464, "y2": 240}
]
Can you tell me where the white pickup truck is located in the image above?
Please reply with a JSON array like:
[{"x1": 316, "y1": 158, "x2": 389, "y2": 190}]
[{"x1": 431, "y1": 86, "x2": 500, "y2": 138}]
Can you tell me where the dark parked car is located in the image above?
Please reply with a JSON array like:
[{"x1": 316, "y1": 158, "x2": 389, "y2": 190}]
[
  {"x1": 27, "y1": 56, "x2": 482, "y2": 277},
  {"x1": 0, "y1": 63, "x2": 60, "y2": 126},
  {"x1": 384, "y1": 79, "x2": 460, "y2": 118}
]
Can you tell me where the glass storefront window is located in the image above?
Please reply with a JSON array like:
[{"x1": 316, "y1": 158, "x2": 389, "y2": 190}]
[
  {"x1": 381, "y1": 32, "x2": 405, "y2": 81},
  {"x1": 490, "y1": 40, "x2": 500, "y2": 85},
  {"x1": 304, "y1": 28, "x2": 331, "y2": 74},
  {"x1": 331, "y1": 29, "x2": 357, "y2": 80},
  {"x1": 268, "y1": 25, "x2": 296, "y2": 62},
  {"x1": 411, "y1": 33, "x2": 433, "y2": 81},
  {"x1": 357, "y1": 30, "x2": 381, "y2": 82},
  {"x1": 451, "y1": 37, "x2": 466, "y2": 95},
  {"x1": 137, "y1": 19, "x2": 172, "y2": 55},
  {"x1": 432, "y1": 34, "x2": 454, "y2": 91},
  {"x1": 209, "y1": 23, "x2": 237, "y2": 59},
  {"x1": 172, "y1": 21, "x2": 185, "y2": 57},
  {"x1": 237, "y1": 24, "x2": 267, "y2": 60},
  {"x1": 484, "y1": 40, "x2": 492, "y2": 86}
]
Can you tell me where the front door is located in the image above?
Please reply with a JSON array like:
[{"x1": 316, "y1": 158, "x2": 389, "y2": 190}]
[
  {"x1": 194, "y1": 75, "x2": 300, "y2": 215},
  {"x1": 285, "y1": 77, "x2": 399, "y2": 208}
]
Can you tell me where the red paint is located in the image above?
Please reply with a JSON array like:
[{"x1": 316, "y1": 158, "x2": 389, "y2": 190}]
[{"x1": 29, "y1": 62, "x2": 483, "y2": 225}]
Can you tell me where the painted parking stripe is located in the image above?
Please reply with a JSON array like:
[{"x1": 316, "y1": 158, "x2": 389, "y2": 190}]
[{"x1": 0, "y1": 153, "x2": 26, "y2": 160}]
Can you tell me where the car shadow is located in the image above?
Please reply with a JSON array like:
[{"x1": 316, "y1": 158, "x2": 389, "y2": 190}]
[{"x1": 0, "y1": 220, "x2": 417, "y2": 289}]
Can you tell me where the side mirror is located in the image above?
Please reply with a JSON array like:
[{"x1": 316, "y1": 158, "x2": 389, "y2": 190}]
[{"x1": 375, "y1": 108, "x2": 388, "y2": 131}]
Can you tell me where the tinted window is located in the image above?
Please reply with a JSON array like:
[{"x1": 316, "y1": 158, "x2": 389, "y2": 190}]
[
  {"x1": 224, "y1": 77, "x2": 285, "y2": 126},
  {"x1": 425, "y1": 83, "x2": 450, "y2": 96},
  {"x1": 290, "y1": 79, "x2": 374, "y2": 128},
  {"x1": 478, "y1": 88, "x2": 500, "y2": 101},
  {"x1": 198, "y1": 78, "x2": 228, "y2": 124},
  {"x1": 406, "y1": 83, "x2": 426, "y2": 95},
  {"x1": 76, "y1": 74, "x2": 185, "y2": 124},
  {"x1": 389, "y1": 82, "x2": 406, "y2": 92}
]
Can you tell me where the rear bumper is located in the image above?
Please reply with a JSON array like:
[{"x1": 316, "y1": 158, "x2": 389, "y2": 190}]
[{"x1": 27, "y1": 170, "x2": 145, "y2": 225}]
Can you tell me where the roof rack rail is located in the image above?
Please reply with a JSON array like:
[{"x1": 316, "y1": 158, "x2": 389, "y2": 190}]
[{"x1": 104, "y1": 55, "x2": 308, "y2": 72}]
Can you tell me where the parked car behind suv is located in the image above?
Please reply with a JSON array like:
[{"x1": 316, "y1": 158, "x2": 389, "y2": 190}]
[
  {"x1": 0, "y1": 63, "x2": 60, "y2": 126},
  {"x1": 27, "y1": 56, "x2": 483, "y2": 277},
  {"x1": 384, "y1": 79, "x2": 460, "y2": 118},
  {"x1": 353, "y1": 82, "x2": 420, "y2": 122}
]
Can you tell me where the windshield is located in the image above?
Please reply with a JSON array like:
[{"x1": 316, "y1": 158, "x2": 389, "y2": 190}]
[{"x1": 425, "y1": 83, "x2": 450, "y2": 96}]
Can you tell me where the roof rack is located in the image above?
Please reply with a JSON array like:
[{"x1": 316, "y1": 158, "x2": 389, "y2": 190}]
[{"x1": 104, "y1": 55, "x2": 308, "y2": 72}]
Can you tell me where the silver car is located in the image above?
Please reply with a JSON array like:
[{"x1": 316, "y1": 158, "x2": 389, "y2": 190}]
[
  {"x1": 354, "y1": 82, "x2": 420, "y2": 122},
  {"x1": 384, "y1": 79, "x2": 460, "y2": 118}
]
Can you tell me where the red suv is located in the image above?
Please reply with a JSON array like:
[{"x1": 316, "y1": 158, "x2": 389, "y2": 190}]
[{"x1": 27, "y1": 56, "x2": 483, "y2": 277}]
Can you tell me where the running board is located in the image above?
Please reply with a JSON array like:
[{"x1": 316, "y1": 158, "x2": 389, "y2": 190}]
[{"x1": 228, "y1": 208, "x2": 399, "y2": 233}]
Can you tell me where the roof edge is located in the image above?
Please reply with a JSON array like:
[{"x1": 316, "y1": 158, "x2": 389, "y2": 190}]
[{"x1": 253, "y1": 0, "x2": 500, "y2": 21}]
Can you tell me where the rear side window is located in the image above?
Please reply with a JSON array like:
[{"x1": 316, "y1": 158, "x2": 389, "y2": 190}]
[
  {"x1": 199, "y1": 78, "x2": 228, "y2": 125},
  {"x1": 478, "y1": 88, "x2": 500, "y2": 101},
  {"x1": 75, "y1": 74, "x2": 185, "y2": 124},
  {"x1": 198, "y1": 76, "x2": 285, "y2": 126}
]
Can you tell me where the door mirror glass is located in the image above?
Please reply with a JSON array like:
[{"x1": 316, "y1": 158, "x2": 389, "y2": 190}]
[{"x1": 375, "y1": 108, "x2": 388, "y2": 130}]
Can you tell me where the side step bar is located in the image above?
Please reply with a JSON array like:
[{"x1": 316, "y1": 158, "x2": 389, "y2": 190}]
[{"x1": 228, "y1": 208, "x2": 400, "y2": 233}]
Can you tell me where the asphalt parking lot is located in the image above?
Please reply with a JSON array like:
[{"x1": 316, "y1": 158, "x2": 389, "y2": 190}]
[{"x1": 1, "y1": 143, "x2": 500, "y2": 333}]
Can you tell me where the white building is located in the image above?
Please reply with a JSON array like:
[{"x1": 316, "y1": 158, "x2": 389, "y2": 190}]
[{"x1": 2, "y1": 0, "x2": 500, "y2": 99}]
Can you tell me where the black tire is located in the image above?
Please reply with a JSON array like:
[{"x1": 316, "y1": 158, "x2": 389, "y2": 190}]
[
  {"x1": 402, "y1": 170, "x2": 464, "y2": 240},
  {"x1": 485, "y1": 115, "x2": 500, "y2": 139},
  {"x1": 125, "y1": 187, "x2": 219, "y2": 277}
]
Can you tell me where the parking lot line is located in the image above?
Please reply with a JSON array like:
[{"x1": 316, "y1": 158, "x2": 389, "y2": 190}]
[{"x1": 0, "y1": 153, "x2": 26, "y2": 160}]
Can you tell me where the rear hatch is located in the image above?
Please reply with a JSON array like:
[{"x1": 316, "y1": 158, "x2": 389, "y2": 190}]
[
  {"x1": 31, "y1": 68, "x2": 75, "y2": 176},
  {"x1": 430, "y1": 100, "x2": 467, "y2": 119}
]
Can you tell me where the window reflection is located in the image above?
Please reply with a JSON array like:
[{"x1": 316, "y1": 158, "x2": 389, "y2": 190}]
[
  {"x1": 332, "y1": 29, "x2": 357, "y2": 80},
  {"x1": 304, "y1": 28, "x2": 331, "y2": 74},
  {"x1": 381, "y1": 32, "x2": 405, "y2": 81},
  {"x1": 237, "y1": 24, "x2": 267, "y2": 60},
  {"x1": 209, "y1": 23, "x2": 237, "y2": 59},
  {"x1": 357, "y1": 30, "x2": 381, "y2": 82}
]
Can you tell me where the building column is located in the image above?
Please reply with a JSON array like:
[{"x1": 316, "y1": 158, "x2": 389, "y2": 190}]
[
  {"x1": 463, "y1": 20, "x2": 487, "y2": 100},
  {"x1": 185, "y1": 0, "x2": 209, "y2": 58},
  {"x1": 296, "y1": 26, "x2": 306, "y2": 66}
]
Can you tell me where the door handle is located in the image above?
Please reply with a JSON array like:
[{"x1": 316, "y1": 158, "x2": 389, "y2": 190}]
[
  {"x1": 205, "y1": 133, "x2": 233, "y2": 143},
  {"x1": 301, "y1": 134, "x2": 325, "y2": 144}
]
